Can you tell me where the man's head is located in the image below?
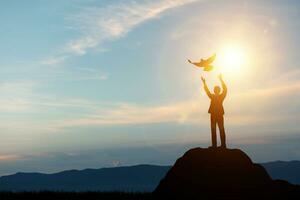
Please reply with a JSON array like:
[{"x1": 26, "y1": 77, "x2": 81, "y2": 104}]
[{"x1": 214, "y1": 86, "x2": 221, "y2": 95}]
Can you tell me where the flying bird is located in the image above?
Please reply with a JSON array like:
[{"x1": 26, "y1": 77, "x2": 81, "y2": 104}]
[{"x1": 188, "y1": 54, "x2": 216, "y2": 71}]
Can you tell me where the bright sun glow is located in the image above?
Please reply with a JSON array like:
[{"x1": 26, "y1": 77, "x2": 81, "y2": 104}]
[{"x1": 216, "y1": 45, "x2": 248, "y2": 75}]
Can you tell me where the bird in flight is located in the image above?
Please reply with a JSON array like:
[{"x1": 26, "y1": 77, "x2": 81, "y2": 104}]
[{"x1": 188, "y1": 54, "x2": 216, "y2": 71}]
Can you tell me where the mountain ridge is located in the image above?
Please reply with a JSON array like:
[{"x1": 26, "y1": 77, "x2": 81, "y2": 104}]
[
  {"x1": 0, "y1": 160, "x2": 299, "y2": 191},
  {"x1": 0, "y1": 164, "x2": 170, "y2": 192}
]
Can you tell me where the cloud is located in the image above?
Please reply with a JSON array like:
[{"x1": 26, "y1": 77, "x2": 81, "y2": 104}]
[
  {"x1": 37, "y1": 1, "x2": 198, "y2": 74},
  {"x1": 66, "y1": 0, "x2": 198, "y2": 55},
  {"x1": 41, "y1": 56, "x2": 67, "y2": 66},
  {"x1": 33, "y1": 62, "x2": 109, "y2": 81},
  {"x1": 0, "y1": 81, "x2": 37, "y2": 112},
  {"x1": 55, "y1": 99, "x2": 205, "y2": 128},
  {"x1": 0, "y1": 81, "x2": 102, "y2": 113},
  {"x1": 66, "y1": 68, "x2": 109, "y2": 81},
  {"x1": 0, "y1": 77, "x2": 298, "y2": 135},
  {"x1": 53, "y1": 79, "x2": 300, "y2": 129},
  {"x1": 52, "y1": 67, "x2": 109, "y2": 81},
  {"x1": 0, "y1": 154, "x2": 20, "y2": 162}
]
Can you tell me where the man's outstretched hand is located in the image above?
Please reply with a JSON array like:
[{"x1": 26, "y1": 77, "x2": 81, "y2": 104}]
[
  {"x1": 201, "y1": 76, "x2": 206, "y2": 84},
  {"x1": 218, "y1": 74, "x2": 223, "y2": 81}
]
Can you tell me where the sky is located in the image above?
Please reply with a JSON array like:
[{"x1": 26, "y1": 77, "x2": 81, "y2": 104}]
[{"x1": 0, "y1": 0, "x2": 299, "y2": 175}]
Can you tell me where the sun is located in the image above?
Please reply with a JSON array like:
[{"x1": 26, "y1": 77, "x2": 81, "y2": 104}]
[{"x1": 216, "y1": 45, "x2": 248, "y2": 75}]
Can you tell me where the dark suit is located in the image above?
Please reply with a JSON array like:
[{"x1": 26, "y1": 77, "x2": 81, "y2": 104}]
[{"x1": 203, "y1": 80, "x2": 227, "y2": 148}]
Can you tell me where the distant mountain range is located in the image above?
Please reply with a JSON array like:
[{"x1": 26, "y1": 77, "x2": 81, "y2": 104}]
[
  {"x1": 0, "y1": 161, "x2": 299, "y2": 192},
  {"x1": 0, "y1": 165, "x2": 170, "y2": 192},
  {"x1": 261, "y1": 161, "x2": 300, "y2": 185}
]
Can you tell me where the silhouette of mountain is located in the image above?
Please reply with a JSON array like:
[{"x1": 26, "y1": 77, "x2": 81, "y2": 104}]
[
  {"x1": 154, "y1": 147, "x2": 300, "y2": 199},
  {"x1": 262, "y1": 161, "x2": 300, "y2": 185},
  {"x1": 0, "y1": 191, "x2": 152, "y2": 200},
  {"x1": 0, "y1": 165, "x2": 169, "y2": 192},
  {"x1": 0, "y1": 157, "x2": 299, "y2": 193}
]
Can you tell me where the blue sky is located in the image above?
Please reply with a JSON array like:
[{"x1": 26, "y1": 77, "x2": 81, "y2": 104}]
[{"x1": 0, "y1": 0, "x2": 299, "y2": 175}]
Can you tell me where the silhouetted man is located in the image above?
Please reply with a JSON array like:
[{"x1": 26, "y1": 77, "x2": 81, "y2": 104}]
[{"x1": 201, "y1": 74, "x2": 227, "y2": 148}]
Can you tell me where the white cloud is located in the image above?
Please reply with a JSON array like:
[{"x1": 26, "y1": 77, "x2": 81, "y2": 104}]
[
  {"x1": 66, "y1": 0, "x2": 198, "y2": 55},
  {"x1": 55, "y1": 100, "x2": 205, "y2": 128},
  {"x1": 0, "y1": 78, "x2": 298, "y2": 142},
  {"x1": 41, "y1": 56, "x2": 67, "y2": 66},
  {"x1": 67, "y1": 71, "x2": 108, "y2": 81},
  {"x1": 0, "y1": 81, "x2": 37, "y2": 112},
  {"x1": 52, "y1": 79, "x2": 300, "y2": 129},
  {"x1": 38, "y1": 1, "x2": 198, "y2": 73},
  {"x1": 0, "y1": 78, "x2": 299, "y2": 134},
  {"x1": 54, "y1": 67, "x2": 109, "y2": 81}
]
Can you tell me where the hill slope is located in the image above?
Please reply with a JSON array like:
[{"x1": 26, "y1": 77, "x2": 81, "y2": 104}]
[{"x1": 154, "y1": 147, "x2": 300, "y2": 199}]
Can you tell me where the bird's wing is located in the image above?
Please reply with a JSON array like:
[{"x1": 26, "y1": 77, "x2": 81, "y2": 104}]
[
  {"x1": 193, "y1": 62, "x2": 203, "y2": 67},
  {"x1": 205, "y1": 54, "x2": 216, "y2": 64},
  {"x1": 188, "y1": 59, "x2": 203, "y2": 67}
]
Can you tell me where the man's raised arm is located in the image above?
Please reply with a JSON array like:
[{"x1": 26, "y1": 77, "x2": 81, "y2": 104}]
[
  {"x1": 219, "y1": 74, "x2": 227, "y2": 98},
  {"x1": 201, "y1": 77, "x2": 212, "y2": 98}
]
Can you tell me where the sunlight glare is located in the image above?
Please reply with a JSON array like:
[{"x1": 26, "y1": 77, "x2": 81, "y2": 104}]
[{"x1": 216, "y1": 45, "x2": 248, "y2": 76}]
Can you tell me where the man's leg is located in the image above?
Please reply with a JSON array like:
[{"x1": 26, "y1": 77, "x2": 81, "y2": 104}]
[
  {"x1": 217, "y1": 115, "x2": 226, "y2": 148},
  {"x1": 210, "y1": 115, "x2": 217, "y2": 148}
]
